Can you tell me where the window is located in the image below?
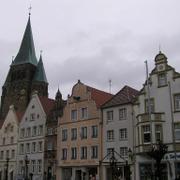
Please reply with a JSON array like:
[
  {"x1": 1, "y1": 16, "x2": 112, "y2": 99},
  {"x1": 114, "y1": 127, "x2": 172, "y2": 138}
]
[
  {"x1": 20, "y1": 128, "x2": 25, "y2": 138},
  {"x1": 47, "y1": 128, "x2": 53, "y2": 135},
  {"x1": 10, "y1": 126, "x2": 14, "y2": 132},
  {"x1": 32, "y1": 142, "x2": 36, "y2": 153},
  {"x1": 81, "y1": 127, "x2": 87, "y2": 139},
  {"x1": 91, "y1": 146, "x2": 98, "y2": 159},
  {"x1": 31, "y1": 160, "x2": 36, "y2": 173},
  {"x1": 71, "y1": 147, "x2": 77, "y2": 159},
  {"x1": 32, "y1": 126, "x2": 37, "y2": 136},
  {"x1": 107, "y1": 111, "x2": 113, "y2": 121},
  {"x1": 39, "y1": 125, "x2": 43, "y2": 136},
  {"x1": 47, "y1": 142, "x2": 53, "y2": 150},
  {"x1": 10, "y1": 137, "x2": 14, "y2": 144},
  {"x1": 26, "y1": 143, "x2": 30, "y2": 153},
  {"x1": 158, "y1": 73, "x2": 167, "y2": 87},
  {"x1": 81, "y1": 146, "x2": 87, "y2": 159},
  {"x1": 107, "y1": 130, "x2": 114, "y2": 141},
  {"x1": 145, "y1": 99, "x2": 155, "y2": 113},
  {"x1": 81, "y1": 108, "x2": 88, "y2": 119},
  {"x1": 19, "y1": 161, "x2": 24, "y2": 174},
  {"x1": 174, "y1": 94, "x2": 180, "y2": 111},
  {"x1": 62, "y1": 129, "x2": 68, "y2": 141},
  {"x1": 120, "y1": 147, "x2": 128, "y2": 157},
  {"x1": 0, "y1": 151, "x2": 4, "y2": 160},
  {"x1": 3, "y1": 137, "x2": 5, "y2": 145},
  {"x1": 119, "y1": 128, "x2": 127, "y2": 140},
  {"x1": 62, "y1": 148, "x2": 67, "y2": 160},
  {"x1": 71, "y1": 110, "x2": 77, "y2": 120},
  {"x1": 6, "y1": 150, "x2": 9, "y2": 158},
  {"x1": 71, "y1": 128, "x2": 77, "y2": 140},
  {"x1": 142, "y1": 125, "x2": 151, "y2": 143},
  {"x1": 37, "y1": 160, "x2": 42, "y2": 173},
  {"x1": 175, "y1": 123, "x2": 180, "y2": 141},
  {"x1": 38, "y1": 141, "x2": 43, "y2": 152},
  {"x1": 92, "y1": 125, "x2": 98, "y2": 138},
  {"x1": 155, "y1": 124, "x2": 162, "y2": 142},
  {"x1": 119, "y1": 108, "x2": 127, "y2": 120},
  {"x1": 26, "y1": 127, "x2": 31, "y2": 137},
  {"x1": 107, "y1": 148, "x2": 114, "y2": 159},
  {"x1": 11, "y1": 150, "x2": 15, "y2": 159},
  {"x1": 19, "y1": 144, "x2": 24, "y2": 154},
  {"x1": 30, "y1": 113, "x2": 35, "y2": 121}
]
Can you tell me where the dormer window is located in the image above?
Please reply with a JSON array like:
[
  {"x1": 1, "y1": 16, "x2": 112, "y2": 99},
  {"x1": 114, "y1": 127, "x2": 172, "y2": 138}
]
[{"x1": 158, "y1": 73, "x2": 167, "y2": 87}]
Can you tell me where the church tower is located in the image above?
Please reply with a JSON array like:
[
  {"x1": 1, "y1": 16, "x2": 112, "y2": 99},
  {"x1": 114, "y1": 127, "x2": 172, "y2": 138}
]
[{"x1": 0, "y1": 14, "x2": 48, "y2": 118}]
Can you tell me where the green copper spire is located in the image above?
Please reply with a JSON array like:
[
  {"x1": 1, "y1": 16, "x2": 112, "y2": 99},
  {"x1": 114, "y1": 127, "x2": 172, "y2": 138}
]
[
  {"x1": 33, "y1": 54, "x2": 48, "y2": 83},
  {"x1": 12, "y1": 15, "x2": 37, "y2": 66}
]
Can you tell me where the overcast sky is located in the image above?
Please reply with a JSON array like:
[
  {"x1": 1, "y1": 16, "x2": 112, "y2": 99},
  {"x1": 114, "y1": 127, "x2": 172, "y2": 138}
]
[{"x1": 0, "y1": 0, "x2": 180, "y2": 99}]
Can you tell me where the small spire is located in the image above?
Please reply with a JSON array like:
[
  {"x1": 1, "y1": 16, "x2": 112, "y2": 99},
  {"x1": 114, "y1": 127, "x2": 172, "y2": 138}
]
[
  {"x1": 28, "y1": 5, "x2": 32, "y2": 16},
  {"x1": 12, "y1": 56, "x2": 14, "y2": 63}
]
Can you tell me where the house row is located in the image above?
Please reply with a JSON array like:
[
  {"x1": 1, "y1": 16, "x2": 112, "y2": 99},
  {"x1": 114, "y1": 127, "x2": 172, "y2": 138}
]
[{"x1": 0, "y1": 12, "x2": 180, "y2": 180}]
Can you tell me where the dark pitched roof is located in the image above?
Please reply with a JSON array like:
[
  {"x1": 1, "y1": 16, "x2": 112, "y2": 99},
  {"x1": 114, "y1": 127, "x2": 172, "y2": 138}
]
[
  {"x1": 12, "y1": 16, "x2": 38, "y2": 66},
  {"x1": 39, "y1": 96, "x2": 55, "y2": 115},
  {"x1": 87, "y1": 86, "x2": 113, "y2": 108},
  {"x1": 0, "y1": 120, "x2": 4, "y2": 128},
  {"x1": 33, "y1": 55, "x2": 48, "y2": 83},
  {"x1": 102, "y1": 85, "x2": 139, "y2": 108}
]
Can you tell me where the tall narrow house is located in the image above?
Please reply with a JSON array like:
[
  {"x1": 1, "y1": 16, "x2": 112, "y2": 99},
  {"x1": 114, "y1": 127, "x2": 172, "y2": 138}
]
[{"x1": 0, "y1": 14, "x2": 48, "y2": 119}]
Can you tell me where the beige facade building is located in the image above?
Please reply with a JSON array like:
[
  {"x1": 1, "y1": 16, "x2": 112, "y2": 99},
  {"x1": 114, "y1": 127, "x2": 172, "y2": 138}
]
[{"x1": 56, "y1": 80, "x2": 112, "y2": 180}]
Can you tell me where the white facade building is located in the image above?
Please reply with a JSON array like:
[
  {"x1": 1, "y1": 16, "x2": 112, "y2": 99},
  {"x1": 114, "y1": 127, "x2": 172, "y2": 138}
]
[
  {"x1": 101, "y1": 86, "x2": 138, "y2": 180},
  {"x1": 16, "y1": 93, "x2": 54, "y2": 180},
  {"x1": 0, "y1": 105, "x2": 23, "y2": 180},
  {"x1": 134, "y1": 52, "x2": 180, "y2": 180}
]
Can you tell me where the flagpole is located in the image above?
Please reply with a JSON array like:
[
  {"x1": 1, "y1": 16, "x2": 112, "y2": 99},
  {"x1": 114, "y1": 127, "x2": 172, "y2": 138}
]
[{"x1": 145, "y1": 60, "x2": 154, "y2": 179}]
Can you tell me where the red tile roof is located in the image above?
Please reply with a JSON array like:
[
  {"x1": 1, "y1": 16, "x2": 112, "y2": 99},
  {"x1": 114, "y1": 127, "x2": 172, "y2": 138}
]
[
  {"x1": 39, "y1": 96, "x2": 55, "y2": 115},
  {"x1": 87, "y1": 86, "x2": 113, "y2": 108},
  {"x1": 16, "y1": 111, "x2": 25, "y2": 123},
  {"x1": 102, "y1": 85, "x2": 139, "y2": 108}
]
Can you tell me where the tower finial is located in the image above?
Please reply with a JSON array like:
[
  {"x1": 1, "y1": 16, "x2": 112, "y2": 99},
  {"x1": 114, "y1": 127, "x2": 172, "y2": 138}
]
[
  {"x1": 28, "y1": 5, "x2": 32, "y2": 16},
  {"x1": 40, "y1": 50, "x2": 43, "y2": 55},
  {"x1": 159, "y1": 44, "x2": 161, "y2": 53}
]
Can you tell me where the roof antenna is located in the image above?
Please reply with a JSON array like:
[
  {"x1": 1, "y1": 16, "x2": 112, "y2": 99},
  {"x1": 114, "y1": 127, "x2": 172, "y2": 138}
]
[
  {"x1": 28, "y1": 4, "x2": 32, "y2": 16},
  {"x1": 109, "y1": 79, "x2": 112, "y2": 94}
]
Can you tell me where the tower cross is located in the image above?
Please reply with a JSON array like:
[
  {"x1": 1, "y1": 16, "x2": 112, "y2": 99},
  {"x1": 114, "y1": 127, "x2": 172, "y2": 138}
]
[{"x1": 28, "y1": 5, "x2": 32, "y2": 16}]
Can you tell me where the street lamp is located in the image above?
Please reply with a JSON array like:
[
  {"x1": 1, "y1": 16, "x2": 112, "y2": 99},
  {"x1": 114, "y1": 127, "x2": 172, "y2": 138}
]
[
  {"x1": 24, "y1": 155, "x2": 29, "y2": 180},
  {"x1": 5, "y1": 157, "x2": 9, "y2": 180}
]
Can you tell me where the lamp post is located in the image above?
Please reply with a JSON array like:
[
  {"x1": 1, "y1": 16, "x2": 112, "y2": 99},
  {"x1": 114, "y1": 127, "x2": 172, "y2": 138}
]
[
  {"x1": 5, "y1": 157, "x2": 9, "y2": 180},
  {"x1": 24, "y1": 155, "x2": 29, "y2": 180}
]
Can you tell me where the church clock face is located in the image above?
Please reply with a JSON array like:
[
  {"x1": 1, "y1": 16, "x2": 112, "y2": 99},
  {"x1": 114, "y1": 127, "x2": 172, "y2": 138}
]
[{"x1": 157, "y1": 64, "x2": 165, "y2": 71}]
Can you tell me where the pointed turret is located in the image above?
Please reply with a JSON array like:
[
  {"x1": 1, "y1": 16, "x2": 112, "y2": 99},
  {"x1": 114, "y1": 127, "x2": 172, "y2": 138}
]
[
  {"x1": 31, "y1": 54, "x2": 48, "y2": 97},
  {"x1": 12, "y1": 15, "x2": 37, "y2": 66},
  {"x1": 55, "y1": 88, "x2": 62, "y2": 101},
  {"x1": 33, "y1": 54, "x2": 48, "y2": 83}
]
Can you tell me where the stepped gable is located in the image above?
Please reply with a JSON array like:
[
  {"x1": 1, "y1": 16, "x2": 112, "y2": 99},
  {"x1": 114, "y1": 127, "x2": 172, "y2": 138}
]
[
  {"x1": 39, "y1": 96, "x2": 55, "y2": 115},
  {"x1": 87, "y1": 86, "x2": 113, "y2": 108},
  {"x1": 102, "y1": 85, "x2": 139, "y2": 108}
]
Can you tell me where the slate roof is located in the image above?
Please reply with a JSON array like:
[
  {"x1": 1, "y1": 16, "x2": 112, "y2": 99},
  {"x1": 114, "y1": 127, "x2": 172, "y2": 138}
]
[
  {"x1": 12, "y1": 16, "x2": 38, "y2": 66},
  {"x1": 101, "y1": 85, "x2": 139, "y2": 108},
  {"x1": 33, "y1": 55, "x2": 48, "y2": 83},
  {"x1": 87, "y1": 86, "x2": 113, "y2": 108},
  {"x1": 39, "y1": 96, "x2": 55, "y2": 115}
]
